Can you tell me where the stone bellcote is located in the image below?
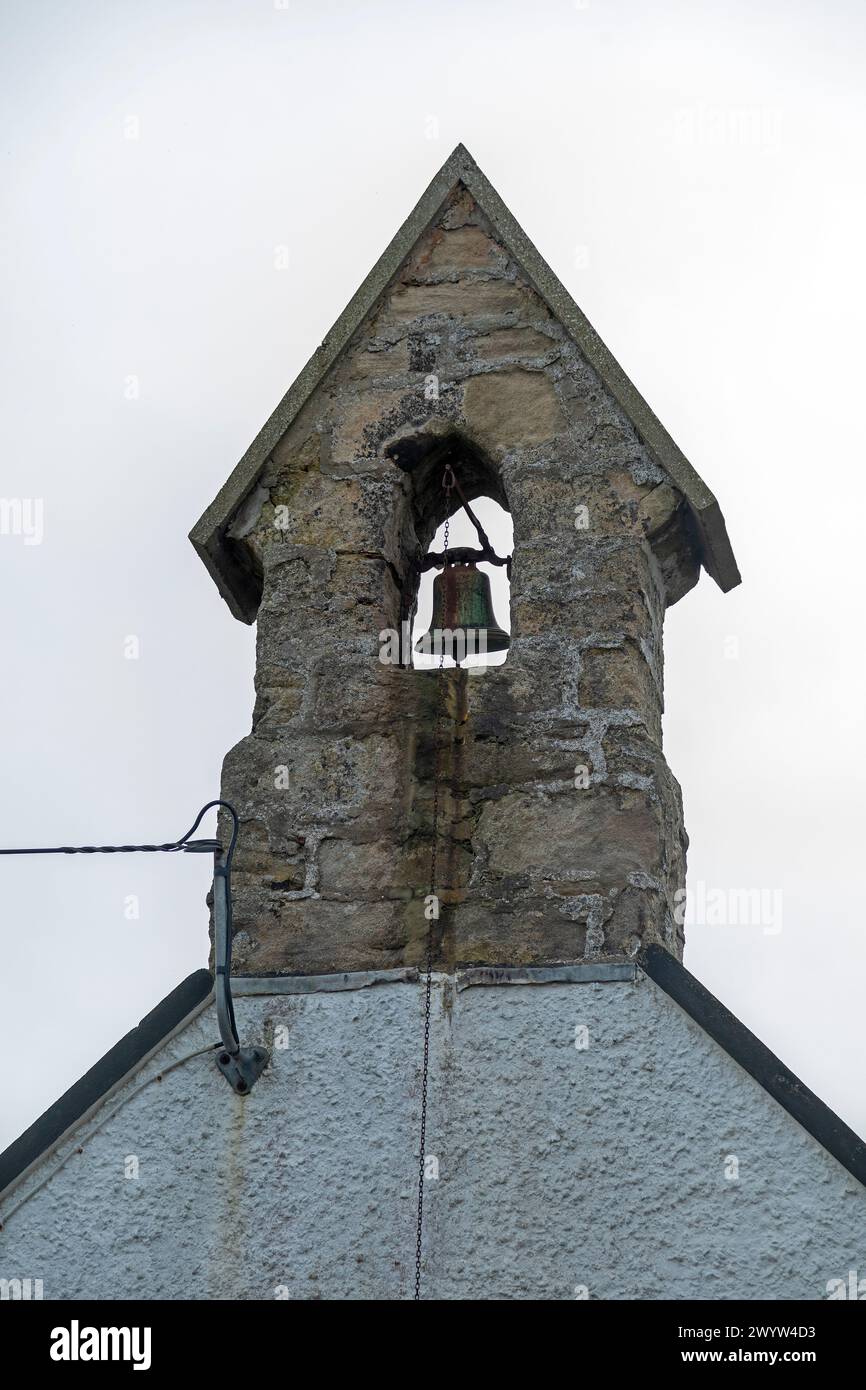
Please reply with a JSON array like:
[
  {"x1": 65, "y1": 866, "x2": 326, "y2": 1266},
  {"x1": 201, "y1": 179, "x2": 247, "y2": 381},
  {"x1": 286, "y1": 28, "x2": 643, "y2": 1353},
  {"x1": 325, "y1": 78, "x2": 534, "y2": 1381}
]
[{"x1": 190, "y1": 145, "x2": 739, "y2": 976}]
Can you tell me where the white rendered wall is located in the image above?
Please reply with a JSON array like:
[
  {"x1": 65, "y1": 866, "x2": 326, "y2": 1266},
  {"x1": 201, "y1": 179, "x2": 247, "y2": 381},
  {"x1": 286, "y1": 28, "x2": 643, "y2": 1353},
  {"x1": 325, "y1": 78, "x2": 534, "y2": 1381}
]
[{"x1": 1, "y1": 972, "x2": 863, "y2": 1300}]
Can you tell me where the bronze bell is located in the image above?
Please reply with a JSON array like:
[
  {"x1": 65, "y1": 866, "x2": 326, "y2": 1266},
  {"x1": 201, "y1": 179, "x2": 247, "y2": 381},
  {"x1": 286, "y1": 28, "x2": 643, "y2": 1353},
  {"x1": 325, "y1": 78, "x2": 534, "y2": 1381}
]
[{"x1": 415, "y1": 561, "x2": 510, "y2": 663}]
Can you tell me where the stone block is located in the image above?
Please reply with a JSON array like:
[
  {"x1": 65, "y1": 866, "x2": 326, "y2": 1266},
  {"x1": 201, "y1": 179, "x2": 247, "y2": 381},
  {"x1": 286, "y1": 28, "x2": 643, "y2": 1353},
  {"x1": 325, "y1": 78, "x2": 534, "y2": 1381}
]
[
  {"x1": 511, "y1": 590, "x2": 652, "y2": 643},
  {"x1": 468, "y1": 326, "x2": 558, "y2": 361},
  {"x1": 317, "y1": 836, "x2": 404, "y2": 900},
  {"x1": 388, "y1": 280, "x2": 529, "y2": 321},
  {"x1": 637, "y1": 482, "x2": 681, "y2": 539},
  {"x1": 222, "y1": 730, "x2": 405, "y2": 834},
  {"x1": 463, "y1": 369, "x2": 565, "y2": 451},
  {"x1": 474, "y1": 787, "x2": 663, "y2": 889},
  {"x1": 404, "y1": 224, "x2": 508, "y2": 277},
  {"x1": 578, "y1": 644, "x2": 660, "y2": 714},
  {"x1": 232, "y1": 897, "x2": 410, "y2": 975},
  {"x1": 330, "y1": 389, "x2": 405, "y2": 464},
  {"x1": 344, "y1": 339, "x2": 411, "y2": 383}
]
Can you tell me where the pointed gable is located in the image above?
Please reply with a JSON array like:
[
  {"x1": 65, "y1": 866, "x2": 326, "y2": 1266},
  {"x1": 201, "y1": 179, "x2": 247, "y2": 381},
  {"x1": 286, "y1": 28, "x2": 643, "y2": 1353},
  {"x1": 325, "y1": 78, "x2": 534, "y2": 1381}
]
[{"x1": 190, "y1": 145, "x2": 739, "y2": 622}]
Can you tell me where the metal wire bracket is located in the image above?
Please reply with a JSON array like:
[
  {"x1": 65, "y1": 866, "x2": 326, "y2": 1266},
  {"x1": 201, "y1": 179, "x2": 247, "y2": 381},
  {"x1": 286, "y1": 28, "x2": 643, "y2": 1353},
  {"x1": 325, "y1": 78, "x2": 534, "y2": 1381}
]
[
  {"x1": 209, "y1": 804, "x2": 271, "y2": 1095},
  {"x1": 215, "y1": 1044, "x2": 270, "y2": 1095},
  {"x1": 0, "y1": 797, "x2": 271, "y2": 1099}
]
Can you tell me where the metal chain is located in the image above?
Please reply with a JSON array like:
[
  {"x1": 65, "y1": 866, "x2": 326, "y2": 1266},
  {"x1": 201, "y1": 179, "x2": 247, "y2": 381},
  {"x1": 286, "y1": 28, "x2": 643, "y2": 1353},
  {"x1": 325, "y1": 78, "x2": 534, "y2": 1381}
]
[{"x1": 414, "y1": 469, "x2": 453, "y2": 1300}]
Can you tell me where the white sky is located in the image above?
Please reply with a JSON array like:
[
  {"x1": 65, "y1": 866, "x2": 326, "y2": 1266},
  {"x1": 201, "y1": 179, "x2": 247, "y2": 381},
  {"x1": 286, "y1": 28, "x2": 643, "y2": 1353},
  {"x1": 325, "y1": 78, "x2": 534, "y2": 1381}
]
[{"x1": 1, "y1": 0, "x2": 865, "y2": 1149}]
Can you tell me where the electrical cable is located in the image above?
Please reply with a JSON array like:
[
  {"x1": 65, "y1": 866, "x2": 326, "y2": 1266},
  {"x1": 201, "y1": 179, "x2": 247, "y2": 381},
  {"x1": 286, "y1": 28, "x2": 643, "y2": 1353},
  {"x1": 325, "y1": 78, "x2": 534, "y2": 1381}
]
[
  {"x1": 0, "y1": 798, "x2": 249, "y2": 1107},
  {"x1": 0, "y1": 798, "x2": 233, "y2": 858}
]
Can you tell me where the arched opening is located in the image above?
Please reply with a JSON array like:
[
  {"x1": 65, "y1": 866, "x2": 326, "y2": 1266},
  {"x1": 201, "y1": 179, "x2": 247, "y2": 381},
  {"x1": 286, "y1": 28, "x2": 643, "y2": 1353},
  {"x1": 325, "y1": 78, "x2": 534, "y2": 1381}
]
[{"x1": 386, "y1": 429, "x2": 512, "y2": 670}]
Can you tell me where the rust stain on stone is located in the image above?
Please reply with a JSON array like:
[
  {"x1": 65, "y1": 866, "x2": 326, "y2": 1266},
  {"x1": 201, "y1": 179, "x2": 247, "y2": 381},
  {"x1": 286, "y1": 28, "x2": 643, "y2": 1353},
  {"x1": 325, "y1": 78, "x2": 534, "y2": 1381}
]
[{"x1": 439, "y1": 668, "x2": 469, "y2": 972}]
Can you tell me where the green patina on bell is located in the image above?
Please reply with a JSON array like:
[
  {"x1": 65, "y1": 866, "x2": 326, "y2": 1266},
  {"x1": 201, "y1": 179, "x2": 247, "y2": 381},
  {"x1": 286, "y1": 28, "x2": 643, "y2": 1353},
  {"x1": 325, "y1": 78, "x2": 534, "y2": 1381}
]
[{"x1": 415, "y1": 561, "x2": 510, "y2": 663}]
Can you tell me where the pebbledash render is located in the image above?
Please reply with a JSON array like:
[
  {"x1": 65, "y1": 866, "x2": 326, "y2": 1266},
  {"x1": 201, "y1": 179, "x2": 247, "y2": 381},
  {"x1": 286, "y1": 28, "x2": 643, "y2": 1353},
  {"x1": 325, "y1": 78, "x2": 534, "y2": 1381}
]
[{"x1": 2, "y1": 146, "x2": 865, "y2": 1301}]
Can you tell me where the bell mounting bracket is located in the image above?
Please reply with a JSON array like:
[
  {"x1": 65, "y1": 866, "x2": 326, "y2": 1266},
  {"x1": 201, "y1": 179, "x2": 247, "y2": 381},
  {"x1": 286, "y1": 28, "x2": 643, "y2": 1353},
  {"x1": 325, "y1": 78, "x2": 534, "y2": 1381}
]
[
  {"x1": 417, "y1": 544, "x2": 510, "y2": 575},
  {"x1": 413, "y1": 464, "x2": 512, "y2": 579}
]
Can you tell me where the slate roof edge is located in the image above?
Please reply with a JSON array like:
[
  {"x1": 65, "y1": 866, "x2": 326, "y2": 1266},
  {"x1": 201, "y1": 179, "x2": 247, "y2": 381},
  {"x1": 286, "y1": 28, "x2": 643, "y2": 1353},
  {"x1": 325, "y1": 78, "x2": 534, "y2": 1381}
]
[
  {"x1": 639, "y1": 943, "x2": 866, "y2": 1190},
  {"x1": 189, "y1": 143, "x2": 740, "y2": 622},
  {"x1": 0, "y1": 969, "x2": 214, "y2": 1206}
]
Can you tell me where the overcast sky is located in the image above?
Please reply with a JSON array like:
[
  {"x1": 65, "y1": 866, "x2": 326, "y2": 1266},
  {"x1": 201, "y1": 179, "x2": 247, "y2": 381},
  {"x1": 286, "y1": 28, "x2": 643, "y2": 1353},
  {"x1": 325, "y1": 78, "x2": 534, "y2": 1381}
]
[{"x1": 1, "y1": 0, "x2": 865, "y2": 1150}]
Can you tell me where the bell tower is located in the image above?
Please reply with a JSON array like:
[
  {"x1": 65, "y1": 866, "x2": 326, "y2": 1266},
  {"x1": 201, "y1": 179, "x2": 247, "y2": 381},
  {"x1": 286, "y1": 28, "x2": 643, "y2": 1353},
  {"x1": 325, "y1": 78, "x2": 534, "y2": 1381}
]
[{"x1": 190, "y1": 145, "x2": 739, "y2": 978}]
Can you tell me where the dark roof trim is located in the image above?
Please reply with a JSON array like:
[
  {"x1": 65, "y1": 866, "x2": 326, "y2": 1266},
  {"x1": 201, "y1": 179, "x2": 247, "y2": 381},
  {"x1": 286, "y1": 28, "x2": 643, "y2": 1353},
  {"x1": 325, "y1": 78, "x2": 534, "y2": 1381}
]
[
  {"x1": 640, "y1": 944, "x2": 866, "y2": 1189},
  {"x1": 190, "y1": 143, "x2": 741, "y2": 623},
  {"x1": 0, "y1": 969, "x2": 213, "y2": 1202}
]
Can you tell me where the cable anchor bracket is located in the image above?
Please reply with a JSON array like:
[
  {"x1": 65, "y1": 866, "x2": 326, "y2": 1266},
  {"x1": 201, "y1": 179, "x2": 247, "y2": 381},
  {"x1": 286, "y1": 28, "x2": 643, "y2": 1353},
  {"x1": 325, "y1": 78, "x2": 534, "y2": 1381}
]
[{"x1": 208, "y1": 802, "x2": 270, "y2": 1095}]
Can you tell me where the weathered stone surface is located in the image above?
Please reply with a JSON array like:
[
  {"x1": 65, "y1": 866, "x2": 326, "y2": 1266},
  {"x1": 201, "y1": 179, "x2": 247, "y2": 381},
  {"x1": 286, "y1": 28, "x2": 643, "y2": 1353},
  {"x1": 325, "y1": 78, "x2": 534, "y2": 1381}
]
[
  {"x1": 504, "y1": 469, "x2": 590, "y2": 543},
  {"x1": 388, "y1": 279, "x2": 529, "y2": 321},
  {"x1": 511, "y1": 590, "x2": 652, "y2": 642},
  {"x1": 330, "y1": 389, "x2": 405, "y2": 464},
  {"x1": 257, "y1": 552, "x2": 402, "y2": 648},
  {"x1": 448, "y1": 901, "x2": 589, "y2": 967},
  {"x1": 578, "y1": 644, "x2": 660, "y2": 716},
  {"x1": 317, "y1": 836, "x2": 405, "y2": 900},
  {"x1": 252, "y1": 664, "x2": 306, "y2": 732},
  {"x1": 469, "y1": 326, "x2": 558, "y2": 360},
  {"x1": 344, "y1": 339, "x2": 411, "y2": 382},
  {"x1": 249, "y1": 471, "x2": 414, "y2": 572},
  {"x1": 310, "y1": 661, "x2": 414, "y2": 731},
  {"x1": 232, "y1": 897, "x2": 410, "y2": 975},
  {"x1": 223, "y1": 730, "x2": 404, "y2": 831},
  {"x1": 638, "y1": 481, "x2": 680, "y2": 538},
  {"x1": 213, "y1": 185, "x2": 701, "y2": 973},
  {"x1": 463, "y1": 369, "x2": 565, "y2": 450},
  {"x1": 405, "y1": 223, "x2": 508, "y2": 277},
  {"x1": 476, "y1": 788, "x2": 663, "y2": 885}
]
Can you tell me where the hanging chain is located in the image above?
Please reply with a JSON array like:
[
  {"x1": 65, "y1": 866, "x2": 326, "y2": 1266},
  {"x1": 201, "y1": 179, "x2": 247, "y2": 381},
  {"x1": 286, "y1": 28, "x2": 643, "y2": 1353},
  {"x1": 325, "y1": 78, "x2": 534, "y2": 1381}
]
[{"x1": 414, "y1": 466, "x2": 454, "y2": 1300}]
